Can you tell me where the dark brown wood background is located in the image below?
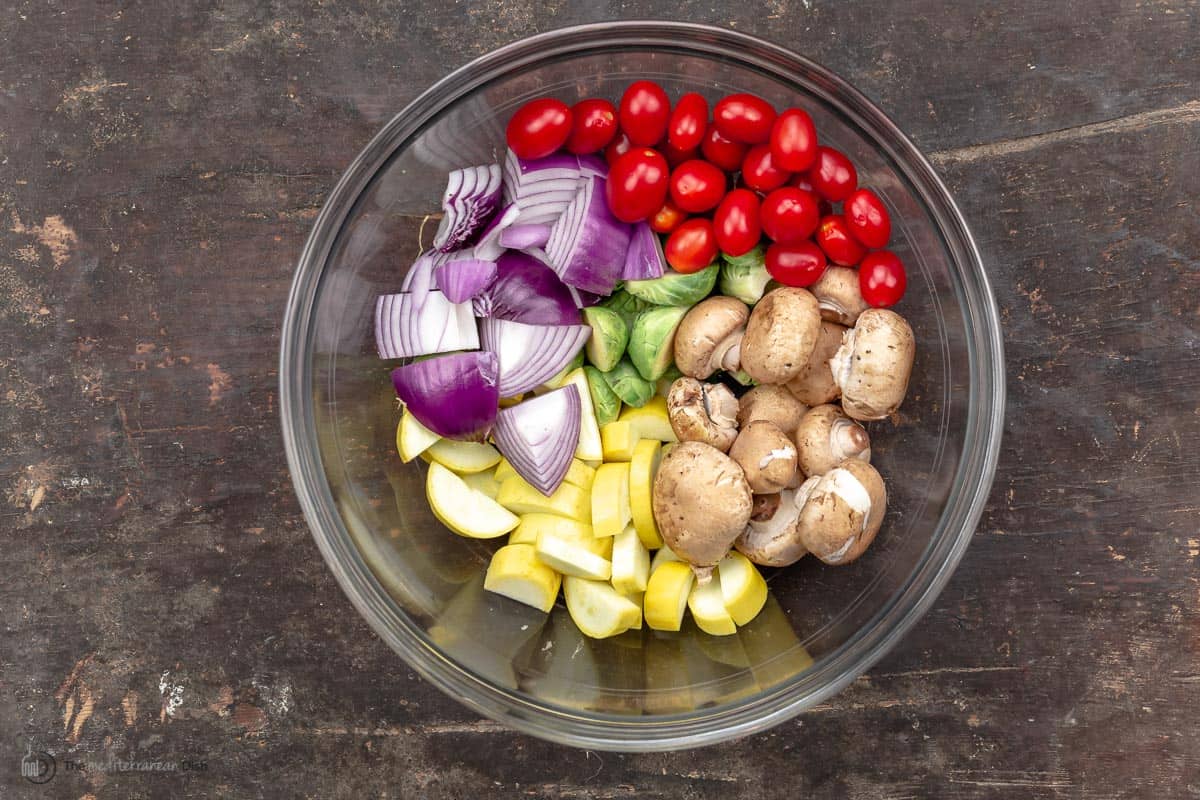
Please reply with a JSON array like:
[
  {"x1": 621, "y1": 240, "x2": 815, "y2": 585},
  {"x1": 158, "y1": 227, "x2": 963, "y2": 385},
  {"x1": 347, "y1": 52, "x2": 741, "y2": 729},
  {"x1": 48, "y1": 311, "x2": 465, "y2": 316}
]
[{"x1": 2, "y1": 2, "x2": 1198, "y2": 798}]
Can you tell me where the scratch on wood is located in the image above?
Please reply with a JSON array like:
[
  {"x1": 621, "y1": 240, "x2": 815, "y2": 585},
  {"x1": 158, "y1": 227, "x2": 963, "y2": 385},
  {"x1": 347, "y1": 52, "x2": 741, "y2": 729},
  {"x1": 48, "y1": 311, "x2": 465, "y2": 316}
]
[
  {"x1": 301, "y1": 719, "x2": 506, "y2": 736},
  {"x1": 870, "y1": 665, "x2": 1023, "y2": 679},
  {"x1": 930, "y1": 100, "x2": 1200, "y2": 165}
]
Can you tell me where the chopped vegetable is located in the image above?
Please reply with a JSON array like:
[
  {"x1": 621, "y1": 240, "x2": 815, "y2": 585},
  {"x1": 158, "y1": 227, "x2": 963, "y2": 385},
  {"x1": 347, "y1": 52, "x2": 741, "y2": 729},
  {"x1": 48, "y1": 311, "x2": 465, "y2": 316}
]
[
  {"x1": 484, "y1": 544, "x2": 561, "y2": 613},
  {"x1": 628, "y1": 305, "x2": 689, "y2": 381},
  {"x1": 509, "y1": 514, "x2": 597, "y2": 548},
  {"x1": 495, "y1": 475, "x2": 591, "y2": 521},
  {"x1": 563, "y1": 577, "x2": 642, "y2": 639},
  {"x1": 502, "y1": 150, "x2": 583, "y2": 226},
  {"x1": 432, "y1": 164, "x2": 503, "y2": 253},
  {"x1": 560, "y1": 368, "x2": 604, "y2": 461},
  {"x1": 622, "y1": 221, "x2": 667, "y2": 280},
  {"x1": 472, "y1": 203, "x2": 521, "y2": 261},
  {"x1": 426, "y1": 439, "x2": 502, "y2": 474},
  {"x1": 618, "y1": 396, "x2": 677, "y2": 442},
  {"x1": 688, "y1": 572, "x2": 737, "y2": 636},
  {"x1": 391, "y1": 351, "x2": 499, "y2": 440},
  {"x1": 479, "y1": 317, "x2": 590, "y2": 398},
  {"x1": 581, "y1": 307, "x2": 628, "y2": 371},
  {"x1": 602, "y1": 358, "x2": 655, "y2": 407},
  {"x1": 623, "y1": 263, "x2": 719, "y2": 306},
  {"x1": 718, "y1": 245, "x2": 773, "y2": 304},
  {"x1": 473, "y1": 250, "x2": 581, "y2": 326},
  {"x1": 600, "y1": 421, "x2": 638, "y2": 462},
  {"x1": 396, "y1": 410, "x2": 440, "y2": 463},
  {"x1": 644, "y1": 560, "x2": 695, "y2": 631},
  {"x1": 540, "y1": 351, "x2": 585, "y2": 391},
  {"x1": 591, "y1": 462, "x2": 631, "y2": 538},
  {"x1": 628, "y1": 438, "x2": 664, "y2": 549},
  {"x1": 374, "y1": 290, "x2": 478, "y2": 359},
  {"x1": 598, "y1": 289, "x2": 653, "y2": 327},
  {"x1": 611, "y1": 525, "x2": 651, "y2": 594},
  {"x1": 491, "y1": 386, "x2": 582, "y2": 496},
  {"x1": 536, "y1": 533, "x2": 612, "y2": 581},
  {"x1": 582, "y1": 366, "x2": 621, "y2": 427},
  {"x1": 498, "y1": 223, "x2": 552, "y2": 250},
  {"x1": 433, "y1": 257, "x2": 497, "y2": 303},
  {"x1": 545, "y1": 175, "x2": 631, "y2": 295},
  {"x1": 717, "y1": 552, "x2": 768, "y2": 625},
  {"x1": 426, "y1": 462, "x2": 519, "y2": 539}
]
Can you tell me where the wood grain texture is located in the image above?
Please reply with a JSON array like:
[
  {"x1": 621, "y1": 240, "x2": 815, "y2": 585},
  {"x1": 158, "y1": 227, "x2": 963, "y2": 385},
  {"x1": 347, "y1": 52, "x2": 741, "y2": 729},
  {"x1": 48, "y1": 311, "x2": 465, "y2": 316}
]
[{"x1": 1, "y1": 1, "x2": 1197, "y2": 798}]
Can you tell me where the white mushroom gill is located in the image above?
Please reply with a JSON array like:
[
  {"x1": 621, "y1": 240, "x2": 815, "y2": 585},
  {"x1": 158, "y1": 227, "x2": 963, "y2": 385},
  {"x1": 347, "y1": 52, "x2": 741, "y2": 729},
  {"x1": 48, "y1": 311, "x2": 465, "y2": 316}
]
[
  {"x1": 829, "y1": 329, "x2": 856, "y2": 391},
  {"x1": 758, "y1": 446, "x2": 797, "y2": 470}
]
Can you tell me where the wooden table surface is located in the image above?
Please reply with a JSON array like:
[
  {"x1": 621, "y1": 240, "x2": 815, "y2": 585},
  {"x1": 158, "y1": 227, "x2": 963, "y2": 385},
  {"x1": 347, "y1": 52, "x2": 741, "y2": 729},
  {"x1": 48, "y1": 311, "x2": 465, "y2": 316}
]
[{"x1": 3, "y1": 2, "x2": 1198, "y2": 798}]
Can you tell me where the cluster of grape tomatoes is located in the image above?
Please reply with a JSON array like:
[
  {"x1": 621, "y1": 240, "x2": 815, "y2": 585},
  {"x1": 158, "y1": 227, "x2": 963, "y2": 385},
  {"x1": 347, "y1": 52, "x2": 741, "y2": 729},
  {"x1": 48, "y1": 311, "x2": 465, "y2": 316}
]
[{"x1": 505, "y1": 81, "x2": 906, "y2": 308}]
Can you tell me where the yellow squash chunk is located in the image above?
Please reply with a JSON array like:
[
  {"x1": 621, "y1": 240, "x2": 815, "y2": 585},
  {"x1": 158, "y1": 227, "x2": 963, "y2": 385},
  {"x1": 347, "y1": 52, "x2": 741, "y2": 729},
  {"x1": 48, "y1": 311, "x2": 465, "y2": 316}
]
[
  {"x1": 600, "y1": 421, "x2": 639, "y2": 462},
  {"x1": 496, "y1": 476, "x2": 590, "y2": 521},
  {"x1": 460, "y1": 468, "x2": 500, "y2": 499},
  {"x1": 536, "y1": 533, "x2": 612, "y2": 581},
  {"x1": 426, "y1": 439, "x2": 502, "y2": 474},
  {"x1": 718, "y1": 552, "x2": 768, "y2": 626},
  {"x1": 426, "y1": 462, "x2": 519, "y2": 539},
  {"x1": 591, "y1": 462, "x2": 631, "y2": 538},
  {"x1": 562, "y1": 368, "x2": 604, "y2": 462},
  {"x1": 611, "y1": 525, "x2": 650, "y2": 595},
  {"x1": 396, "y1": 411, "x2": 440, "y2": 463},
  {"x1": 563, "y1": 576, "x2": 642, "y2": 639},
  {"x1": 510, "y1": 513, "x2": 593, "y2": 546},
  {"x1": 688, "y1": 572, "x2": 737, "y2": 636},
  {"x1": 484, "y1": 544, "x2": 561, "y2": 613},
  {"x1": 617, "y1": 396, "x2": 678, "y2": 442},
  {"x1": 650, "y1": 543, "x2": 682, "y2": 574},
  {"x1": 628, "y1": 438, "x2": 664, "y2": 549},
  {"x1": 617, "y1": 590, "x2": 644, "y2": 630},
  {"x1": 497, "y1": 457, "x2": 594, "y2": 490},
  {"x1": 644, "y1": 560, "x2": 695, "y2": 631},
  {"x1": 494, "y1": 458, "x2": 517, "y2": 483}
]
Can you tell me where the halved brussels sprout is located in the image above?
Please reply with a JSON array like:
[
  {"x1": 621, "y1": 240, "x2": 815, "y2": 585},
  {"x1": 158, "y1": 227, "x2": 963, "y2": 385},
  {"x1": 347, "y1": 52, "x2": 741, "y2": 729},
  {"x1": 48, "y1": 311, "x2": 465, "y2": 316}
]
[
  {"x1": 602, "y1": 359, "x2": 656, "y2": 408},
  {"x1": 583, "y1": 365, "x2": 622, "y2": 426},
  {"x1": 624, "y1": 265, "x2": 718, "y2": 307},
  {"x1": 718, "y1": 246, "x2": 772, "y2": 305},
  {"x1": 628, "y1": 305, "x2": 689, "y2": 382},
  {"x1": 582, "y1": 306, "x2": 629, "y2": 372}
]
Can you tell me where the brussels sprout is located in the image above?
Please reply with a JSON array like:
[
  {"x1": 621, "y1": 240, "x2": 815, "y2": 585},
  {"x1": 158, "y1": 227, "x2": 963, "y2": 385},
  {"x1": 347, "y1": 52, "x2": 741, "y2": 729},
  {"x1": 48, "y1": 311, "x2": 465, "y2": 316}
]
[
  {"x1": 624, "y1": 264, "x2": 719, "y2": 307},
  {"x1": 541, "y1": 350, "x2": 585, "y2": 391},
  {"x1": 601, "y1": 359, "x2": 656, "y2": 408},
  {"x1": 598, "y1": 288, "x2": 653, "y2": 326},
  {"x1": 628, "y1": 305, "x2": 689, "y2": 381},
  {"x1": 719, "y1": 246, "x2": 772, "y2": 305},
  {"x1": 581, "y1": 306, "x2": 629, "y2": 372},
  {"x1": 583, "y1": 365, "x2": 622, "y2": 426}
]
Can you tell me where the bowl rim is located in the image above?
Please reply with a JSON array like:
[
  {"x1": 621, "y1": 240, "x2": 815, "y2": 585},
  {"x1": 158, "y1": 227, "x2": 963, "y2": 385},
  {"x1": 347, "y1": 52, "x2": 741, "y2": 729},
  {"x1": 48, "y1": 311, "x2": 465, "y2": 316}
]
[{"x1": 280, "y1": 20, "x2": 1005, "y2": 751}]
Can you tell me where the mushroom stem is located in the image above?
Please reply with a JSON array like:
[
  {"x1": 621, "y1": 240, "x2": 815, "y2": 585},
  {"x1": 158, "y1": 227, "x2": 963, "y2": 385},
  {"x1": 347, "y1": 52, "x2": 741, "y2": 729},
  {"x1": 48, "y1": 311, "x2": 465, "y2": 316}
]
[
  {"x1": 831, "y1": 417, "x2": 872, "y2": 462},
  {"x1": 717, "y1": 335, "x2": 743, "y2": 373}
]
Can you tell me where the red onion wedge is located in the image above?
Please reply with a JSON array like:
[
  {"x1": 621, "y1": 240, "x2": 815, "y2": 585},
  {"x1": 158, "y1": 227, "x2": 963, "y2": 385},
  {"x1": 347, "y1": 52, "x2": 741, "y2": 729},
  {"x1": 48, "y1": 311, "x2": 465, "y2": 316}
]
[
  {"x1": 568, "y1": 286, "x2": 603, "y2": 308},
  {"x1": 472, "y1": 203, "x2": 520, "y2": 261},
  {"x1": 374, "y1": 289, "x2": 478, "y2": 359},
  {"x1": 472, "y1": 250, "x2": 581, "y2": 326},
  {"x1": 479, "y1": 317, "x2": 590, "y2": 397},
  {"x1": 499, "y1": 223, "x2": 551, "y2": 250},
  {"x1": 492, "y1": 385, "x2": 582, "y2": 495},
  {"x1": 502, "y1": 150, "x2": 583, "y2": 226},
  {"x1": 391, "y1": 351, "x2": 499, "y2": 440},
  {"x1": 622, "y1": 221, "x2": 667, "y2": 281},
  {"x1": 544, "y1": 175, "x2": 631, "y2": 295},
  {"x1": 434, "y1": 257, "x2": 497, "y2": 303},
  {"x1": 432, "y1": 164, "x2": 502, "y2": 253}
]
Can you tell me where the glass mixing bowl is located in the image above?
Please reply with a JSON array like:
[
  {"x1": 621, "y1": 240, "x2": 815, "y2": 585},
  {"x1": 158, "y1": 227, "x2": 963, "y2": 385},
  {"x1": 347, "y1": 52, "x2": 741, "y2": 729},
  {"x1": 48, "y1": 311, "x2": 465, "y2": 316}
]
[{"x1": 280, "y1": 21, "x2": 1004, "y2": 750}]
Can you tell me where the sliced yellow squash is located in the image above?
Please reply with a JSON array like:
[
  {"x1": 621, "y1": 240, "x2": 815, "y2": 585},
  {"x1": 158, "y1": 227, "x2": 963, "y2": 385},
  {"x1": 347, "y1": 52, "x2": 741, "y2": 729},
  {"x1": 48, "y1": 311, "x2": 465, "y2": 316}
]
[
  {"x1": 426, "y1": 462, "x2": 519, "y2": 538},
  {"x1": 617, "y1": 396, "x2": 677, "y2": 442},
  {"x1": 397, "y1": 411, "x2": 440, "y2": 463},
  {"x1": 628, "y1": 438, "x2": 664, "y2": 549},
  {"x1": 644, "y1": 560, "x2": 695, "y2": 632},
  {"x1": 591, "y1": 462, "x2": 631, "y2": 538},
  {"x1": 496, "y1": 476, "x2": 590, "y2": 521},
  {"x1": 484, "y1": 544, "x2": 561, "y2": 613},
  {"x1": 610, "y1": 525, "x2": 650, "y2": 595},
  {"x1": 688, "y1": 572, "x2": 737, "y2": 636},
  {"x1": 426, "y1": 439, "x2": 502, "y2": 474},
  {"x1": 718, "y1": 552, "x2": 768, "y2": 626},
  {"x1": 563, "y1": 576, "x2": 642, "y2": 639}
]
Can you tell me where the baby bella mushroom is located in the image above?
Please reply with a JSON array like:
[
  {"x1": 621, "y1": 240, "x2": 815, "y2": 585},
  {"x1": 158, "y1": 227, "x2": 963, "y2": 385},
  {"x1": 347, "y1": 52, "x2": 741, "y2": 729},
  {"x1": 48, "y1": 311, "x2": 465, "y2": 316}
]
[
  {"x1": 737, "y1": 384, "x2": 809, "y2": 437},
  {"x1": 652, "y1": 440, "x2": 753, "y2": 582},
  {"x1": 810, "y1": 266, "x2": 870, "y2": 326},
  {"x1": 740, "y1": 287, "x2": 822, "y2": 385},
  {"x1": 673, "y1": 295, "x2": 749, "y2": 379},
  {"x1": 794, "y1": 404, "x2": 871, "y2": 478},
  {"x1": 796, "y1": 458, "x2": 887, "y2": 565},
  {"x1": 729, "y1": 420, "x2": 799, "y2": 495},
  {"x1": 830, "y1": 308, "x2": 916, "y2": 421},
  {"x1": 734, "y1": 480, "x2": 818, "y2": 568},
  {"x1": 786, "y1": 321, "x2": 847, "y2": 406},
  {"x1": 667, "y1": 377, "x2": 740, "y2": 453}
]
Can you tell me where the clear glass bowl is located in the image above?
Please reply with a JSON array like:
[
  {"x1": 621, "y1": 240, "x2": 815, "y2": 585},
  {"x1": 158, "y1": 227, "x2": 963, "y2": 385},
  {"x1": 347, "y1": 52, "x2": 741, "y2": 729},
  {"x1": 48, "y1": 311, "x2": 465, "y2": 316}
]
[{"x1": 280, "y1": 22, "x2": 1004, "y2": 751}]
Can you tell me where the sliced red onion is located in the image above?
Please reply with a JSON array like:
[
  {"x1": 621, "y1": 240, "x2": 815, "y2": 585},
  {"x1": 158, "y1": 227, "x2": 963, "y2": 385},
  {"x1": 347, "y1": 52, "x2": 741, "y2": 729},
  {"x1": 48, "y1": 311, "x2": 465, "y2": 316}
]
[
  {"x1": 479, "y1": 317, "x2": 590, "y2": 397},
  {"x1": 544, "y1": 175, "x2": 631, "y2": 295},
  {"x1": 471, "y1": 203, "x2": 518, "y2": 262},
  {"x1": 434, "y1": 257, "x2": 497, "y2": 303},
  {"x1": 492, "y1": 385, "x2": 582, "y2": 495},
  {"x1": 576, "y1": 153, "x2": 608, "y2": 178},
  {"x1": 472, "y1": 250, "x2": 581, "y2": 326},
  {"x1": 432, "y1": 164, "x2": 502, "y2": 253},
  {"x1": 374, "y1": 289, "x2": 478, "y2": 359},
  {"x1": 622, "y1": 221, "x2": 667, "y2": 281},
  {"x1": 499, "y1": 223, "x2": 551, "y2": 250},
  {"x1": 400, "y1": 251, "x2": 437, "y2": 295},
  {"x1": 391, "y1": 351, "x2": 499, "y2": 440},
  {"x1": 568, "y1": 286, "x2": 603, "y2": 308},
  {"x1": 503, "y1": 149, "x2": 583, "y2": 226}
]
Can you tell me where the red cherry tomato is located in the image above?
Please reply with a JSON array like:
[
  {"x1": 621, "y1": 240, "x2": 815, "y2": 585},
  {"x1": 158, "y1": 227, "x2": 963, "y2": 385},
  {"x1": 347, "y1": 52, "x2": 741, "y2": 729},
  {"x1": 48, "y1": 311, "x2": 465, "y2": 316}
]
[
  {"x1": 859, "y1": 250, "x2": 907, "y2": 307},
  {"x1": 844, "y1": 188, "x2": 892, "y2": 248},
  {"x1": 741, "y1": 145, "x2": 790, "y2": 192},
  {"x1": 789, "y1": 174, "x2": 833, "y2": 217},
  {"x1": 650, "y1": 200, "x2": 687, "y2": 234},
  {"x1": 619, "y1": 81, "x2": 670, "y2": 146},
  {"x1": 606, "y1": 148, "x2": 670, "y2": 223},
  {"x1": 663, "y1": 142, "x2": 699, "y2": 168},
  {"x1": 815, "y1": 214, "x2": 867, "y2": 266},
  {"x1": 604, "y1": 131, "x2": 633, "y2": 165},
  {"x1": 766, "y1": 241, "x2": 827, "y2": 287},
  {"x1": 667, "y1": 92, "x2": 709, "y2": 152},
  {"x1": 664, "y1": 218, "x2": 719, "y2": 274},
  {"x1": 506, "y1": 98, "x2": 572, "y2": 159},
  {"x1": 769, "y1": 108, "x2": 818, "y2": 172},
  {"x1": 565, "y1": 98, "x2": 618, "y2": 155},
  {"x1": 713, "y1": 189, "x2": 762, "y2": 257},
  {"x1": 759, "y1": 187, "x2": 820, "y2": 244},
  {"x1": 669, "y1": 159, "x2": 727, "y2": 214},
  {"x1": 713, "y1": 93, "x2": 777, "y2": 144},
  {"x1": 808, "y1": 146, "x2": 858, "y2": 202},
  {"x1": 700, "y1": 126, "x2": 748, "y2": 172}
]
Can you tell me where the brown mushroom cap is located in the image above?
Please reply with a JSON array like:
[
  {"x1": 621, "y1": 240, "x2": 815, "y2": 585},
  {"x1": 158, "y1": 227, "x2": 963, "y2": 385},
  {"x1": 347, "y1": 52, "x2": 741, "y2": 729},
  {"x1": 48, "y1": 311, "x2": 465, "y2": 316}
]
[
  {"x1": 794, "y1": 404, "x2": 871, "y2": 477},
  {"x1": 786, "y1": 321, "x2": 847, "y2": 406},
  {"x1": 740, "y1": 287, "x2": 821, "y2": 385},
  {"x1": 652, "y1": 440, "x2": 753, "y2": 579},
  {"x1": 831, "y1": 308, "x2": 916, "y2": 421},
  {"x1": 810, "y1": 266, "x2": 870, "y2": 326},
  {"x1": 673, "y1": 296, "x2": 749, "y2": 379},
  {"x1": 737, "y1": 384, "x2": 809, "y2": 436},
  {"x1": 734, "y1": 478, "x2": 820, "y2": 567},
  {"x1": 666, "y1": 377, "x2": 739, "y2": 453},
  {"x1": 729, "y1": 420, "x2": 799, "y2": 494},
  {"x1": 796, "y1": 458, "x2": 887, "y2": 565}
]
